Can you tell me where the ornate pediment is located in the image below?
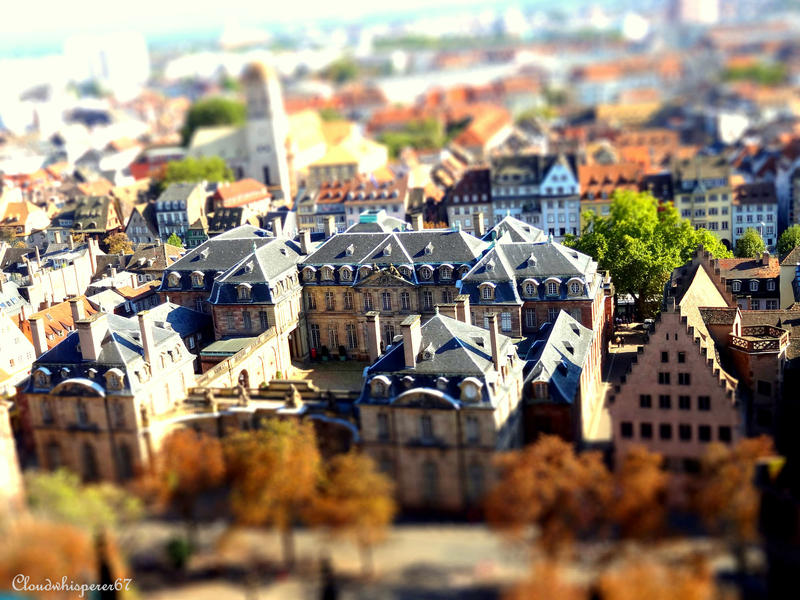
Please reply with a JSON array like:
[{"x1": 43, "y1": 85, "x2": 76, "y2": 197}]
[{"x1": 355, "y1": 265, "x2": 414, "y2": 288}]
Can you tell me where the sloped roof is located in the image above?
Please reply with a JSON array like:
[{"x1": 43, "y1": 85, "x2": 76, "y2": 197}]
[
  {"x1": 716, "y1": 256, "x2": 779, "y2": 279},
  {"x1": 20, "y1": 297, "x2": 98, "y2": 351},
  {"x1": 483, "y1": 215, "x2": 547, "y2": 243}
]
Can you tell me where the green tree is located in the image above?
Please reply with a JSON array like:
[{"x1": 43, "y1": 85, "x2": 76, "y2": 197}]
[
  {"x1": 777, "y1": 224, "x2": 800, "y2": 256},
  {"x1": 321, "y1": 57, "x2": 360, "y2": 84},
  {"x1": 564, "y1": 190, "x2": 731, "y2": 319},
  {"x1": 378, "y1": 118, "x2": 446, "y2": 158},
  {"x1": 161, "y1": 156, "x2": 234, "y2": 191},
  {"x1": 734, "y1": 227, "x2": 766, "y2": 258},
  {"x1": 319, "y1": 107, "x2": 344, "y2": 122},
  {"x1": 181, "y1": 97, "x2": 246, "y2": 146},
  {"x1": 166, "y1": 233, "x2": 184, "y2": 249},
  {"x1": 25, "y1": 469, "x2": 143, "y2": 533}
]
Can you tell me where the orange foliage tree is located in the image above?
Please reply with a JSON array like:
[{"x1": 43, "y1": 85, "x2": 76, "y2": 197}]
[
  {"x1": 0, "y1": 519, "x2": 97, "y2": 598},
  {"x1": 139, "y1": 428, "x2": 225, "y2": 541},
  {"x1": 308, "y1": 451, "x2": 396, "y2": 575},
  {"x1": 693, "y1": 435, "x2": 773, "y2": 571},
  {"x1": 610, "y1": 446, "x2": 670, "y2": 540},
  {"x1": 504, "y1": 561, "x2": 587, "y2": 600},
  {"x1": 225, "y1": 419, "x2": 321, "y2": 568},
  {"x1": 485, "y1": 435, "x2": 613, "y2": 556},
  {"x1": 597, "y1": 558, "x2": 714, "y2": 600}
]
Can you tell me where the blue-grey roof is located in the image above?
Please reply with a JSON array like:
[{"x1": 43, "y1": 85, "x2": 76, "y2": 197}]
[{"x1": 147, "y1": 302, "x2": 212, "y2": 339}]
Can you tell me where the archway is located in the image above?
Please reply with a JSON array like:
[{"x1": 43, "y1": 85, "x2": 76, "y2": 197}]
[{"x1": 238, "y1": 369, "x2": 250, "y2": 388}]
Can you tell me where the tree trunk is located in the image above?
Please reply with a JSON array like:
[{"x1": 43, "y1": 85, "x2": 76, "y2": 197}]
[
  {"x1": 358, "y1": 542, "x2": 374, "y2": 578},
  {"x1": 280, "y1": 526, "x2": 295, "y2": 570}
]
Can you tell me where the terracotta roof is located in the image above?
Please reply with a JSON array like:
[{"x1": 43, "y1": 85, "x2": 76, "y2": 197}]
[
  {"x1": 578, "y1": 163, "x2": 643, "y2": 201},
  {"x1": 76, "y1": 178, "x2": 114, "y2": 197},
  {"x1": 716, "y1": 257, "x2": 780, "y2": 279},
  {"x1": 19, "y1": 297, "x2": 98, "y2": 351},
  {"x1": 214, "y1": 179, "x2": 271, "y2": 207},
  {"x1": 115, "y1": 280, "x2": 161, "y2": 301},
  {"x1": 454, "y1": 107, "x2": 511, "y2": 149}
]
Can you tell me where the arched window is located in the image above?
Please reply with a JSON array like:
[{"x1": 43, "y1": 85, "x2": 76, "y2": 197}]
[
  {"x1": 524, "y1": 282, "x2": 536, "y2": 297},
  {"x1": 303, "y1": 267, "x2": 316, "y2": 281},
  {"x1": 34, "y1": 369, "x2": 50, "y2": 389},
  {"x1": 168, "y1": 273, "x2": 181, "y2": 288},
  {"x1": 481, "y1": 285, "x2": 493, "y2": 300},
  {"x1": 340, "y1": 267, "x2": 352, "y2": 281},
  {"x1": 321, "y1": 266, "x2": 334, "y2": 280},
  {"x1": 440, "y1": 266, "x2": 452, "y2": 280},
  {"x1": 749, "y1": 280, "x2": 759, "y2": 292},
  {"x1": 419, "y1": 266, "x2": 432, "y2": 280},
  {"x1": 569, "y1": 281, "x2": 582, "y2": 295},
  {"x1": 547, "y1": 281, "x2": 559, "y2": 296},
  {"x1": 732, "y1": 280, "x2": 741, "y2": 292},
  {"x1": 237, "y1": 284, "x2": 252, "y2": 301},
  {"x1": 191, "y1": 272, "x2": 204, "y2": 288}
]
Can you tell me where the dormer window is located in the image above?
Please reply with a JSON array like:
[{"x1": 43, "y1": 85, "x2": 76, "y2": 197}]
[
  {"x1": 359, "y1": 265, "x2": 372, "y2": 279},
  {"x1": 303, "y1": 267, "x2": 316, "y2": 281},
  {"x1": 383, "y1": 244, "x2": 392, "y2": 257},
  {"x1": 439, "y1": 265, "x2": 452, "y2": 280},
  {"x1": 436, "y1": 376, "x2": 449, "y2": 391},
  {"x1": 546, "y1": 280, "x2": 559, "y2": 296},
  {"x1": 459, "y1": 377, "x2": 483, "y2": 403},
  {"x1": 568, "y1": 280, "x2": 583, "y2": 296},
  {"x1": 191, "y1": 271, "x2": 204, "y2": 288},
  {"x1": 237, "y1": 283, "x2": 252, "y2": 301},
  {"x1": 459, "y1": 265, "x2": 470, "y2": 278},
  {"x1": 419, "y1": 266, "x2": 432, "y2": 280},
  {"x1": 749, "y1": 280, "x2": 758, "y2": 292},
  {"x1": 105, "y1": 368, "x2": 124, "y2": 391},
  {"x1": 168, "y1": 272, "x2": 180, "y2": 288},
  {"x1": 321, "y1": 266, "x2": 334, "y2": 281},
  {"x1": 340, "y1": 266, "x2": 352, "y2": 281},
  {"x1": 33, "y1": 368, "x2": 50, "y2": 389},
  {"x1": 345, "y1": 244, "x2": 355, "y2": 256},
  {"x1": 424, "y1": 242, "x2": 433, "y2": 255},
  {"x1": 400, "y1": 265, "x2": 413, "y2": 279},
  {"x1": 370, "y1": 375, "x2": 391, "y2": 398},
  {"x1": 480, "y1": 283, "x2": 495, "y2": 300},
  {"x1": 732, "y1": 280, "x2": 741, "y2": 292}
]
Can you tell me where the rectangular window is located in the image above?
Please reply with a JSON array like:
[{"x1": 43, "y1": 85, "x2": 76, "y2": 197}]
[
  {"x1": 325, "y1": 291, "x2": 335, "y2": 311},
  {"x1": 343, "y1": 291, "x2": 353, "y2": 310},
  {"x1": 501, "y1": 312, "x2": 512, "y2": 332},
  {"x1": 699, "y1": 425, "x2": 712, "y2": 442},
  {"x1": 525, "y1": 309, "x2": 537, "y2": 328},
  {"x1": 658, "y1": 372, "x2": 670, "y2": 385},
  {"x1": 677, "y1": 352, "x2": 686, "y2": 363},
  {"x1": 679, "y1": 424, "x2": 692, "y2": 441},
  {"x1": 678, "y1": 373, "x2": 691, "y2": 385},
  {"x1": 420, "y1": 415, "x2": 434, "y2": 441},
  {"x1": 548, "y1": 307, "x2": 559, "y2": 322},
  {"x1": 400, "y1": 292, "x2": 410, "y2": 310},
  {"x1": 310, "y1": 324, "x2": 321, "y2": 349},
  {"x1": 306, "y1": 292, "x2": 317, "y2": 310},
  {"x1": 328, "y1": 326, "x2": 339, "y2": 349},
  {"x1": 259, "y1": 311, "x2": 268, "y2": 329},
  {"x1": 659, "y1": 423, "x2": 672, "y2": 440},
  {"x1": 718, "y1": 426, "x2": 732, "y2": 443},
  {"x1": 377, "y1": 413, "x2": 389, "y2": 441},
  {"x1": 226, "y1": 313, "x2": 235, "y2": 331},
  {"x1": 242, "y1": 311, "x2": 251, "y2": 331},
  {"x1": 382, "y1": 292, "x2": 392, "y2": 311},
  {"x1": 640, "y1": 423, "x2": 653, "y2": 439},
  {"x1": 423, "y1": 290, "x2": 433, "y2": 310},
  {"x1": 621, "y1": 421, "x2": 633, "y2": 438},
  {"x1": 698, "y1": 396, "x2": 711, "y2": 411},
  {"x1": 679, "y1": 395, "x2": 690, "y2": 410},
  {"x1": 661, "y1": 351, "x2": 669, "y2": 363},
  {"x1": 659, "y1": 395, "x2": 671, "y2": 409},
  {"x1": 346, "y1": 323, "x2": 358, "y2": 349},
  {"x1": 465, "y1": 415, "x2": 480, "y2": 445},
  {"x1": 639, "y1": 394, "x2": 652, "y2": 408},
  {"x1": 364, "y1": 293, "x2": 373, "y2": 311}
]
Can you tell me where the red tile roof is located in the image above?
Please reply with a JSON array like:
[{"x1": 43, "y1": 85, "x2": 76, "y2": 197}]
[
  {"x1": 214, "y1": 179, "x2": 271, "y2": 207},
  {"x1": 19, "y1": 297, "x2": 98, "y2": 350},
  {"x1": 716, "y1": 257, "x2": 780, "y2": 279},
  {"x1": 578, "y1": 163, "x2": 643, "y2": 201}
]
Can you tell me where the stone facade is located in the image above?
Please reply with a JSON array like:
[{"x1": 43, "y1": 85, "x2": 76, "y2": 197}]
[{"x1": 0, "y1": 400, "x2": 24, "y2": 517}]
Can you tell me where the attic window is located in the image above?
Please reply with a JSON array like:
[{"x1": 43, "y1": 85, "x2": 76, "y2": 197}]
[
  {"x1": 528, "y1": 255, "x2": 537, "y2": 267},
  {"x1": 321, "y1": 266, "x2": 334, "y2": 281},
  {"x1": 419, "y1": 265, "x2": 432, "y2": 280},
  {"x1": 436, "y1": 376, "x2": 449, "y2": 390},
  {"x1": 191, "y1": 272, "x2": 204, "y2": 288},
  {"x1": 237, "y1": 284, "x2": 252, "y2": 301},
  {"x1": 303, "y1": 267, "x2": 316, "y2": 281},
  {"x1": 569, "y1": 281, "x2": 582, "y2": 296},
  {"x1": 384, "y1": 244, "x2": 392, "y2": 257},
  {"x1": 486, "y1": 259, "x2": 495, "y2": 272},
  {"x1": 570, "y1": 324, "x2": 580, "y2": 335},
  {"x1": 200, "y1": 249, "x2": 209, "y2": 259},
  {"x1": 346, "y1": 244, "x2": 355, "y2": 256},
  {"x1": 168, "y1": 273, "x2": 180, "y2": 288},
  {"x1": 564, "y1": 342, "x2": 574, "y2": 355},
  {"x1": 424, "y1": 242, "x2": 433, "y2": 255},
  {"x1": 421, "y1": 343, "x2": 434, "y2": 361},
  {"x1": 340, "y1": 266, "x2": 352, "y2": 281},
  {"x1": 244, "y1": 263, "x2": 254, "y2": 274},
  {"x1": 440, "y1": 265, "x2": 452, "y2": 280},
  {"x1": 473, "y1": 336, "x2": 485, "y2": 348}
]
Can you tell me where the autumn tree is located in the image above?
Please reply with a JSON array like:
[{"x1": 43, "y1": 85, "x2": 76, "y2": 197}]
[
  {"x1": 225, "y1": 419, "x2": 321, "y2": 568},
  {"x1": 565, "y1": 190, "x2": 731, "y2": 319},
  {"x1": 308, "y1": 451, "x2": 396, "y2": 575},
  {"x1": 138, "y1": 429, "x2": 225, "y2": 542},
  {"x1": 597, "y1": 557, "x2": 714, "y2": 600},
  {"x1": 504, "y1": 561, "x2": 587, "y2": 600},
  {"x1": 609, "y1": 446, "x2": 670, "y2": 540},
  {"x1": 103, "y1": 231, "x2": 133, "y2": 255},
  {"x1": 486, "y1": 435, "x2": 613, "y2": 556},
  {"x1": 692, "y1": 435, "x2": 773, "y2": 572},
  {"x1": 734, "y1": 227, "x2": 766, "y2": 258},
  {"x1": 777, "y1": 224, "x2": 800, "y2": 256}
]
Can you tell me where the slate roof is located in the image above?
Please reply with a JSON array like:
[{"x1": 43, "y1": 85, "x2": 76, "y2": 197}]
[
  {"x1": 360, "y1": 313, "x2": 519, "y2": 408},
  {"x1": 207, "y1": 207, "x2": 259, "y2": 234},
  {"x1": 520, "y1": 311, "x2": 594, "y2": 405},
  {"x1": 27, "y1": 313, "x2": 189, "y2": 395},
  {"x1": 460, "y1": 240, "x2": 598, "y2": 306},
  {"x1": 155, "y1": 182, "x2": 204, "y2": 208},
  {"x1": 147, "y1": 301, "x2": 212, "y2": 341},
  {"x1": 73, "y1": 196, "x2": 113, "y2": 233},
  {"x1": 490, "y1": 153, "x2": 579, "y2": 184},
  {"x1": 125, "y1": 243, "x2": 183, "y2": 273},
  {"x1": 482, "y1": 215, "x2": 546, "y2": 243}
]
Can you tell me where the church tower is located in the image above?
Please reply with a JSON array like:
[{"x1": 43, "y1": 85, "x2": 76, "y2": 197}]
[{"x1": 241, "y1": 62, "x2": 292, "y2": 204}]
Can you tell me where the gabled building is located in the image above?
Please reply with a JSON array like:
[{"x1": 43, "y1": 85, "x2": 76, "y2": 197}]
[
  {"x1": 444, "y1": 167, "x2": 492, "y2": 236},
  {"x1": 578, "y1": 163, "x2": 643, "y2": 224},
  {"x1": 357, "y1": 311, "x2": 524, "y2": 512},
  {"x1": 672, "y1": 155, "x2": 733, "y2": 247},
  {"x1": 72, "y1": 196, "x2": 124, "y2": 239},
  {"x1": 732, "y1": 182, "x2": 779, "y2": 249},
  {"x1": 211, "y1": 178, "x2": 271, "y2": 214},
  {"x1": 125, "y1": 204, "x2": 159, "y2": 245},
  {"x1": 22, "y1": 296, "x2": 98, "y2": 354},
  {"x1": 716, "y1": 253, "x2": 780, "y2": 310},
  {"x1": 154, "y1": 182, "x2": 208, "y2": 243}
]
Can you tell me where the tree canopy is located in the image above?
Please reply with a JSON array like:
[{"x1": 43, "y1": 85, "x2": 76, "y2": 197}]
[
  {"x1": 777, "y1": 224, "x2": 800, "y2": 256},
  {"x1": 103, "y1": 232, "x2": 134, "y2": 255},
  {"x1": 161, "y1": 156, "x2": 234, "y2": 191},
  {"x1": 321, "y1": 57, "x2": 360, "y2": 84},
  {"x1": 181, "y1": 97, "x2": 246, "y2": 146},
  {"x1": 166, "y1": 233, "x2": 184, "y2": 249},
  {"x1": 377, "y1": 118, "x2": 446, "y2": 158},
  {"x1": 734, "y1": 227, "x2": 766, "y2": 258},
  {"x1": 564, "y1": 190, "x2": 732, "y2": 319}
]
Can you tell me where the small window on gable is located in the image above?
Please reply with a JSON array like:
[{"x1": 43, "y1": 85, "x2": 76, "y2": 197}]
[
  {"x1": 481, "y1": 285, "x2": 493, "y2": 300},
  {"x1": 440, "y1": 266, "x2": 452, "y2": 280}
]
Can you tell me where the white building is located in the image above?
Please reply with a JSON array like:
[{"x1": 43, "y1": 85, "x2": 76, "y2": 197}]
[{"x1": 732, "y1": 182, "x2": 779, "y2": 250}]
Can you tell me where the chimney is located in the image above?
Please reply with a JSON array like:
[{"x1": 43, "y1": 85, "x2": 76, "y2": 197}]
[
  {"x1": 110, "y1": 267, "x2": 118, "y2": 280},
  {"x1": 486, "y1": 313, "x2": 502, "y2": 373},
  {"x1": 138, "y1": 311, "x2": 159, "y2": 371},
  {"x1": 69, "y1": 297, "x2": 85, "y2": 323},
  {"x1": 454, "y1": 294, "x2": 471, "y2": 324},
  {"x1": 29, "y1": 315, "x2": 48, "y2": 357},
  {"x1": 54, "y1": 230, "x2": 62, "y2": 244},
  {"x1": 69, "y1": 235, "x2": 74, "y2": 251},
  {"x1": 762, "y1": 251, "x2": 770, "y2": 266},
  {"x1": 300, "y1": 229, "x2": 312, "y2": 255},
  {"x1": 436, "y1": 303, "x2": 457, "y2": 319},
  {"x1": 271, "y1": 216, "x2": 283, "y2": 238},
  {"x1": 411, "y1": 213, "x2": 424, "y2": 231},
  {"x1": 76, "y1": 313, "x2": 108, "y2": 362},
  {"x1": 20, "y1": 304, "x2": 29, "y2": 321},
  {"x1": 401, "y1": 314, "x2": 422, "y2": 369},
  {"x1": 324, "y1": 215, "x2": 336, "y2": 239},
  {"x1": 34, "y1": 246, "x2": 41, "y2": 268},
  {"x1": 472, "y1": 212, "x2": 485, "y2": 237},
  {"x1": 365, "y1": 311, "x2": 381, "y2": 363}
]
